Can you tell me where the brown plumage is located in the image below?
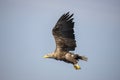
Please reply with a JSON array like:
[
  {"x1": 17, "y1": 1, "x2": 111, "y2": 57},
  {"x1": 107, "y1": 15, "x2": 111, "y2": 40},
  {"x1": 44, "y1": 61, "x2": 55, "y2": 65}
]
[{"x1": 43, "y1": 12, "x2": 88, "y2": 70}]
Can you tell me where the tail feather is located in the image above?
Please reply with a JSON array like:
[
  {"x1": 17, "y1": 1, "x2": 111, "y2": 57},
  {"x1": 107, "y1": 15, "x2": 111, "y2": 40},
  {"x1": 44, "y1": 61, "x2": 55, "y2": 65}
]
[
  {"x1": 80, "y1": 56, "x2": 88, "y2": 61},
  {"x1": 75, "y1": 54, "x2": 88, "y2": 61}
]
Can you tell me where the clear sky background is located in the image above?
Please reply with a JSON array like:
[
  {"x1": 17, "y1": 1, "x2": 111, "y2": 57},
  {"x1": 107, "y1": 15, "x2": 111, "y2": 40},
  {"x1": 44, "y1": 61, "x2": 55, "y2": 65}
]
[{"x1": 0, "y1": 0, "x2": 120, "y2": 80}]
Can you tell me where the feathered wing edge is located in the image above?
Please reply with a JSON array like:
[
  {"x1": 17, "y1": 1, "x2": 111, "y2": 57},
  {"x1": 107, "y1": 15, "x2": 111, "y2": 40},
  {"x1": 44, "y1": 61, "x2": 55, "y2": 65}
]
[{"x1": 52, "y1": 12, "x2": 76, "y2": 52}]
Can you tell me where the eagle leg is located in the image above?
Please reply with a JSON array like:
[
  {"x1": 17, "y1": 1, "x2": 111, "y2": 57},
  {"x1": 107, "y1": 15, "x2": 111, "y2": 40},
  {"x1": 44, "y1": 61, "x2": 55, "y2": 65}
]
[{"x1": 73, "y1": 64, "x2": 81, "y2": 70}]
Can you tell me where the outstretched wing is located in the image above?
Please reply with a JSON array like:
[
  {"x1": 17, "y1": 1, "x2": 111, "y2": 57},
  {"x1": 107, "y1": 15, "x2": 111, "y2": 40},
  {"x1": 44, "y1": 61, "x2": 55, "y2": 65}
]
[{"x1": 52, "y1": 12, "x2": 76, "y2": 52}]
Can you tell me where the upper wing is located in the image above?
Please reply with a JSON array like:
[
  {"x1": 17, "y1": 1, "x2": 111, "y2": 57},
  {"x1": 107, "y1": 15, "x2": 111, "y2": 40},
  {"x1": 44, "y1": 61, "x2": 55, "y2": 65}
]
[{"x1": 52, "y1": 12, "x2": 76, "y2": 52}]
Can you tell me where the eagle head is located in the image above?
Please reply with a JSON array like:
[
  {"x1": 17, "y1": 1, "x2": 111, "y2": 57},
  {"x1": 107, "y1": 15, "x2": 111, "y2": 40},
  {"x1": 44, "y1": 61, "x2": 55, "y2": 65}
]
[{"x1": 43, "y1": 53, "x2": 54, "y2": 58}]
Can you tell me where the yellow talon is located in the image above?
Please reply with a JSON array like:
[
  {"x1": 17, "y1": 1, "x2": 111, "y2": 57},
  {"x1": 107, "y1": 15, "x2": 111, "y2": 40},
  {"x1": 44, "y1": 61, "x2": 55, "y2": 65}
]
[{"x1": 74, "y1": 64, "x2": 81, "y2": 70}]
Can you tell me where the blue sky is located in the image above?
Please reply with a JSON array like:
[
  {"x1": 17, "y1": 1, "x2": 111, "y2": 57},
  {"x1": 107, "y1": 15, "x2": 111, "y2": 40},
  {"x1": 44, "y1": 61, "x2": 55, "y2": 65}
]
[{"x1": 0, "y1": 0, "x2": 120, "y2": 80}]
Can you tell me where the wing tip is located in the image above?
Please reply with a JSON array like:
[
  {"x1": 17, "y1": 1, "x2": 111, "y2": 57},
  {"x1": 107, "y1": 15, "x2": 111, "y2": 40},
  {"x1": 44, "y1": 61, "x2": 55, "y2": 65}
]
[
  {"x1": 65, "y1": 11, "x2": 74, "y2": 15},
  {"x1": 60, "y1": 12, "x2": 74, "y2": 22}
]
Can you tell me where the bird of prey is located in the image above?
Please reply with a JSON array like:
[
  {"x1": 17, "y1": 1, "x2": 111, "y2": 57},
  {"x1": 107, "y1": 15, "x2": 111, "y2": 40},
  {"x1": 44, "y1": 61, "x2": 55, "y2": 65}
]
[{"x1": 43, "y1": 12, "x2": 88, "y2": 70}]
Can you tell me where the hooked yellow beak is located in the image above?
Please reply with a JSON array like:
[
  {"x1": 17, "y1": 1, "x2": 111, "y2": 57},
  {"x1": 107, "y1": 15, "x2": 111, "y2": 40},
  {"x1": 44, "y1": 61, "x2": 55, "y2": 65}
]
[{"x1": 43, "y1": 55, "x2": 49, "y2": 58}]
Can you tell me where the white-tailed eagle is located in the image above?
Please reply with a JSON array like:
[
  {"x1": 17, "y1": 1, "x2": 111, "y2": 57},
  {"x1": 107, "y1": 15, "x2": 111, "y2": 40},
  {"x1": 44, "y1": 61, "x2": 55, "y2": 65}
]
[{"x1": 43, "y1": 12, "x2": 88, "y2": 70}]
